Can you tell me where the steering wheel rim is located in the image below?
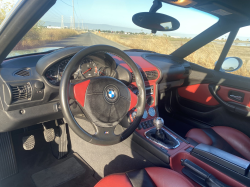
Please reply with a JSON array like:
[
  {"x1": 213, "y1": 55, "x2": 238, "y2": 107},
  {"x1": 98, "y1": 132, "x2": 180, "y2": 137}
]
[{"x1": 60, "y1": 45, "x2": 146, "y2": 145}]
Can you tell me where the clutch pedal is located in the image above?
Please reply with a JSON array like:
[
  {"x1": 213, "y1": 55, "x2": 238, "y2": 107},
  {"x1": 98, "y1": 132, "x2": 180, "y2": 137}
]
[
  {"x1": 42, "y1": 124, "x2": 55, "y2": 142},
  {"x1": 22, "y1": 135, "x2": 35, "y2": 150}
]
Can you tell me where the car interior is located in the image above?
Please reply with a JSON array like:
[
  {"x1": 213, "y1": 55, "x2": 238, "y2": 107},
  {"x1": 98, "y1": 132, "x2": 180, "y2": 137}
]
[{"x1": 1, "y1": 0, "x2": 250, "y2": 187}]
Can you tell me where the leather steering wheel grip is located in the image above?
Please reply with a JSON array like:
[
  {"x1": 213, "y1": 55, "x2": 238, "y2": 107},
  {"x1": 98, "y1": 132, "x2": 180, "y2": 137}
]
[{"x1": 59, "y1": 45, "x2": 146, "y2": 145}]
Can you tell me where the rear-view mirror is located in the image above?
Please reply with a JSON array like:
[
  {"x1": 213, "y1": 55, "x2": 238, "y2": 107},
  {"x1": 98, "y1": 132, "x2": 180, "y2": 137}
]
[{"x1": 132, "y1": 12, "x2": 180, "y2": 33}]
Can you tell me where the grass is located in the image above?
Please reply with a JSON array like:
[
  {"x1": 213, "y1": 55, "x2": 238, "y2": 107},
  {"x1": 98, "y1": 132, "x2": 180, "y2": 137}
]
[
  {"x1": 1, "y1": 1, "x2": 81, "y2": 51},
  {"x1": 95, "y1": 32, "x2": 250, "y2": 78},
  {"x1": 14, "y1": 28, "x2": 80, "y2": 50}
]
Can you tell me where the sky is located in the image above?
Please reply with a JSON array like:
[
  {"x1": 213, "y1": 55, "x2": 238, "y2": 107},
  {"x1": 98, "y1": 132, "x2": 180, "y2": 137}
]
[
  {"x1": 4, "y1": 0, "x2": 250, "y2": 38},
  {"x1": 42, "y1": 0, "x2": 218, "y2": 35}
]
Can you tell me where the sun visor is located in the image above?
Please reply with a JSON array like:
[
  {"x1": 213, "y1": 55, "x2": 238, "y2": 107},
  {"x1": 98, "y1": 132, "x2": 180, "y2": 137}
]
[
  {"x1": 161, "y1": 0, "x2": 248, "y2": 21},
  {"x1": 160, "y1": 0, "x2": 197, "y2": 8}
]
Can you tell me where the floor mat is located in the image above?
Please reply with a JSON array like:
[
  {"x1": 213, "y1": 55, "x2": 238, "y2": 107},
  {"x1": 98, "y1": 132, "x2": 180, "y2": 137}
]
[
  {"x1": 32, "y1": 157, "x2": 85, "y2": 187},
  {"x1": 68, "y1": 125, "x2": 156, "y2": 178},
  {"x1": 0, "y1": 124, "x2": 98, "y2": 187}
]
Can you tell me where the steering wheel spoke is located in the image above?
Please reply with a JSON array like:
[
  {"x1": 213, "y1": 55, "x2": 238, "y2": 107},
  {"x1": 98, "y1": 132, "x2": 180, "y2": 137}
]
[
  {"x1": 93, "y1": 125, "x2": 119, "y2": 142},
  {"x1": 128, "y1": 89, "x2": 138, "y2": 111}
]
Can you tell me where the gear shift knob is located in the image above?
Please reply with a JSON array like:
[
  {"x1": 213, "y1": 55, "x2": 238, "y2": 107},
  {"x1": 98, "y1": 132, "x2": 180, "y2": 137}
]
[{"x1": 153, "y1": 117, "x2": 164, "y2": 130}]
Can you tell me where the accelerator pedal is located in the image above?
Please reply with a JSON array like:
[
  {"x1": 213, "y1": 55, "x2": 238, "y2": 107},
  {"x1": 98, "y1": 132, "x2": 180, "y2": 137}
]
[
  {"x1": 51, "y1": 123, "x2": 68, "y2": 159},
  {"x1": 42, "y1": 124, "x2": 55, "y2": 142},
  {"x1": 22, "y1": 135, "x2": 35, "y2": 150},
  {"x1": 0, "y1": 132, "x2": 18, "y2": 180}
]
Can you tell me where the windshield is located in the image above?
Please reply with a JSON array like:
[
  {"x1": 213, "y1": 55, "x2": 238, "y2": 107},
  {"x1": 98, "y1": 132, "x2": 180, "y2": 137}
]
[{"x1": 1, "y1": 0, "x2": 219, "y2": 58}]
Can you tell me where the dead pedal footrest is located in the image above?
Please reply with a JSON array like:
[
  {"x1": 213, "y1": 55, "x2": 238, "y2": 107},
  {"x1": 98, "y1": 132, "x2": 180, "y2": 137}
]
[{"x1": 0, "y1": 132, "x2": 18, "y2": 180}]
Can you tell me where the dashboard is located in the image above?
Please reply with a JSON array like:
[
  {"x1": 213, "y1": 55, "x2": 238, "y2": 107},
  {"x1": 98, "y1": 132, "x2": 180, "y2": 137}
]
[{"x1": 0, "y1": 46, "x2": 191, "y2": 133}]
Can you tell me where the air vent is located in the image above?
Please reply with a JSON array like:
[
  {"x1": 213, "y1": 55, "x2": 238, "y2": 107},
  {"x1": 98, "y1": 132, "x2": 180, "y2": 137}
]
[
  {"x1": 145, "y1": 71, "x2": 158, "y2": 80},
  {"x1": 10, "y1": 84, "x2": 32, "y2": 102},
  {"x1": 131, "y1": 71, "x2": 158, "y2": 82},
  {"x1": 14, "y1": 69, "x2": 30, "y2": 77}
]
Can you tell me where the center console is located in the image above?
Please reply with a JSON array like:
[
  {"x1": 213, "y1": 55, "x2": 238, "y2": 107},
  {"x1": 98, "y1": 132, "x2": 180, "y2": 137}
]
[
  {"x1": 134, "y1": 116, "x2": 248, "y2": 187},
  {"x1": 118, "y1": 54, "x2": 249, "y2": 186}
]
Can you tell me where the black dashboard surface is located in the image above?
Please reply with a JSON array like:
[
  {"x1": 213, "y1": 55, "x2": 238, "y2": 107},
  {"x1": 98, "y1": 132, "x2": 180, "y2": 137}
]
[{"x1": 0, "y1": 47, "x2": 190, "y2": 132}]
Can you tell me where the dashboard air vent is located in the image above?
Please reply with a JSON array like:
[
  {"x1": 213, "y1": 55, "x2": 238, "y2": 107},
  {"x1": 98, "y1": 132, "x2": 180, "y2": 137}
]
[
  {"x1": 14, "y1": 69, "x2": 30, "y2": 77},
  {"x1": 145, "y1": 71, "x2": 158, "y2": 80},
  {"x1": 11, "y1": 84, "x2": 32, "y2": 102},
  {"x1": 131, "y1": 70, "x2": 158, "y2": 82}
]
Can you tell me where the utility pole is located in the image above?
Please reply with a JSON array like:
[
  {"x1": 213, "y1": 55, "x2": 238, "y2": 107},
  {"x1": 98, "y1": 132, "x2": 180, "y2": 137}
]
[
  {"x1": 72, "y1": 0, "x2": 75, "y2": 29},
  {"x1": 61, "y1": 15, "x2": 64, "y2": 29},
  {"x1": 82, "y1": 20, "x2": 83, "y2": 30},
  {"x1": 70, "y1": 16, "x2": 72, "y2": 29}
]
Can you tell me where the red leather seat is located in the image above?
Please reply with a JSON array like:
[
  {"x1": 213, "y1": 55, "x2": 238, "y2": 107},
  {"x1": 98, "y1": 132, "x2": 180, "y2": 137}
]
[
  {"x1": 186, "y1": 126, "x2": 250, "y2": 160},
  {"x1": 95, "y1": 167, "x2": 193, "y2": 187}
]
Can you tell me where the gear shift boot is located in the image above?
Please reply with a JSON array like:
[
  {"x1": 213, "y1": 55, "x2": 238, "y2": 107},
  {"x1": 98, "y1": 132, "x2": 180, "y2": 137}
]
[
  {"x1": 146, "y1": 128, "x2": 180, "y2": 149},
  {"x1": 145, "y1": 117, "x2": 180, "y2": 149}
]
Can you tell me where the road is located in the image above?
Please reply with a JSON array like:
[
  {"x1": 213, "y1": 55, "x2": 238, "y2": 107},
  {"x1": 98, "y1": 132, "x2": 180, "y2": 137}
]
[{"x1": 44, "y1": 32, "x2": 129, "y2": 50}]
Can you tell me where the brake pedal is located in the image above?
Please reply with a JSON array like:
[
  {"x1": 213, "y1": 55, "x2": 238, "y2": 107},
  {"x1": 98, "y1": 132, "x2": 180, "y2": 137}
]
[
  {"x1": 42, "y1": 124, "x2": 55, "y2": 142},
  {"x1": 22, "y1": 135, "x2": 35, "y2": 150}
]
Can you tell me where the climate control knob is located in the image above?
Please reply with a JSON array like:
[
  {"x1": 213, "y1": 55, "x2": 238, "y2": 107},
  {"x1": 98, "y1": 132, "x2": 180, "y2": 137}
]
[{"x1": 148, "y1": 107, "x2": 156, "y2": 117}]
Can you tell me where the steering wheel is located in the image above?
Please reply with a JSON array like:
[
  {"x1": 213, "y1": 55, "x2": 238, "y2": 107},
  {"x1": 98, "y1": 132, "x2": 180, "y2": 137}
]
[{"x1": 60, "y1": 45, "x2": 146, "y2": 145}]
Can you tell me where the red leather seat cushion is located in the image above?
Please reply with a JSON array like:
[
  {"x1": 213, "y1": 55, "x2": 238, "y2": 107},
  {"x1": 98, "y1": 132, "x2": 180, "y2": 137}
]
[
  {"x1": 145, "y1": 167, "x2": 193, "y2": 187},
  {"x1": 95, "y1": 167, "x2": 194, "y2": 187},
  {"x1": 95, "y1": 174, "x2": 132, "y2": 187}
]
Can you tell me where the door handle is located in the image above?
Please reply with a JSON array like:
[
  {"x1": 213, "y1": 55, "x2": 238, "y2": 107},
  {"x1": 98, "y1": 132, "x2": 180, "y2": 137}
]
[{"x1": 208, "y1": 84, "x2": 250, "y2": 117}]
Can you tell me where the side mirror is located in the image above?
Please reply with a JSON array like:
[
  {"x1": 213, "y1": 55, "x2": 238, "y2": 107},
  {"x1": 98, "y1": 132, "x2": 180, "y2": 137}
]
[
  {"x1": 132, "y1": 12, "x2": 180, "y2": 33},
  {"x1": 215, "y1": 57, "x2": 243, "y2": 72}
]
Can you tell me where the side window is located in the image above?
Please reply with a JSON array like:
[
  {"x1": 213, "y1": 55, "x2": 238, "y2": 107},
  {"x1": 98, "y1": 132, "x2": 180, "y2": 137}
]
[
  {"x1": 223, "y1": 26, "x2": 250, "y2": 78},
  {"x1": 185, "y1": 35, "x2": 229, "y2": 70}
]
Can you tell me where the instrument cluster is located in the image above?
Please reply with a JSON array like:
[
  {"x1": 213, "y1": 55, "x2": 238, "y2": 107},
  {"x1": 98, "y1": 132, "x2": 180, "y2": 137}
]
[{"x1": 44, "y1": 56, "x2": 112, "y2": 86}]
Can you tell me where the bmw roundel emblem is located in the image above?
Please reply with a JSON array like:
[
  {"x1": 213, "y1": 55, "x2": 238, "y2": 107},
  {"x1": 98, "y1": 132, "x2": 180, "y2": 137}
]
[{"x1": 108, "y1": 89, "x2": 116, "y2": 99}]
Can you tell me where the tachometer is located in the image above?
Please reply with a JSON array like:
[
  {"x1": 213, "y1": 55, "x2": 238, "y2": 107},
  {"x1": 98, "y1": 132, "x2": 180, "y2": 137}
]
[{"x1": 45, "y1": 69, "x2": 59, "y2": 85}]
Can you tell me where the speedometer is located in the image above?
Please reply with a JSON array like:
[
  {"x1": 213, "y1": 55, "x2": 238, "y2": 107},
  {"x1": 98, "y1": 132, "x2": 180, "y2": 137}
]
[{"x1": 80, "y1": 59, "x2": 99, "y2": 78}]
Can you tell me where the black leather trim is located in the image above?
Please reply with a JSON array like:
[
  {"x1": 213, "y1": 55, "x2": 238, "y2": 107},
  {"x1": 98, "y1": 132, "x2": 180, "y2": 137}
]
[
  {"x1": 202, "y1": 128, "x2": 244, "y2": 159},
  {"x1": 191, "y1": 144, "x2": 250, "y2": 176},
  {"x1": 191, "y1": 152, "x2": 250, "y2": 186},
  {"x1": 126, "y1": 169, "x2": 156, "y2": 187}
]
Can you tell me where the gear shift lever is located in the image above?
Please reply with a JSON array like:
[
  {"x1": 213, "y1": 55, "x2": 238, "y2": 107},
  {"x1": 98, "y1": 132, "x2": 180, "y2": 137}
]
[
  {"x1": 146, "y1": 117, "x2": 180, "y2": 149},
  {"x1": 153, "y1": 117, "x2": 164, "y2": 130},
  {"x1": 153, "y1": 117, "x2": 165, "y2": 142}
]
